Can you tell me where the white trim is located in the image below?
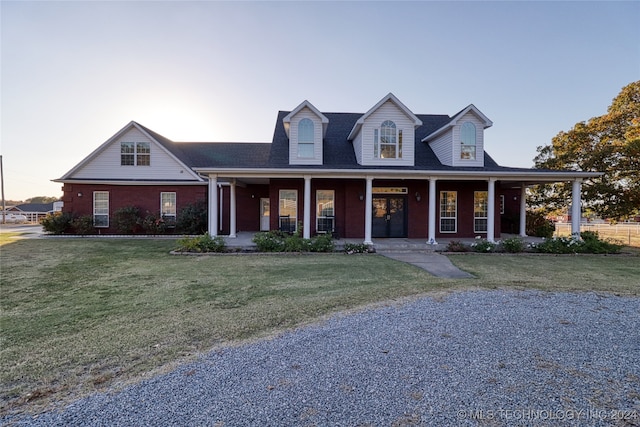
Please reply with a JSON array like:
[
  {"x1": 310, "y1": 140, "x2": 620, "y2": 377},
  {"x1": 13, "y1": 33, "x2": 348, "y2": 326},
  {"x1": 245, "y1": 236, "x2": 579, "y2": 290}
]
[
  {"x1": 191, "y1": 167, "x2": 601, "y2": 182},
  {"x1": 283, "y1": 100, "x2": 329, "y2": 138},
  {"x1": 348, "y1": 93, "x2": 422, "y2": 141},
  {"x1": 421, "y1": 104, "x2": 493, "y2": 142}
]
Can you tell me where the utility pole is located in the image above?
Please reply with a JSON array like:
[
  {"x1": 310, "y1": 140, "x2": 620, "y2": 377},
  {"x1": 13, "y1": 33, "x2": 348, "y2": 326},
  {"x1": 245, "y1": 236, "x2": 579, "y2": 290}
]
[{"x1": 1, "y1": 155, "x2": 5, "y2": 224}]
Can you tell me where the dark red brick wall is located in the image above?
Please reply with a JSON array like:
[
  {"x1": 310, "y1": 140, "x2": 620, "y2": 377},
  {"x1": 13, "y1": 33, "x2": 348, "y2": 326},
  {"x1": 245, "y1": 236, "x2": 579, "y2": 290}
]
[
  {"x1": 63, "y1": 179, "x2": 515, "y2": 238},
  {"x1": 61, "y1": 183, "x2": 207, "y2": 234},
  {"x1": 435, "y1": 181, "x2": 502, "y2": 239}
]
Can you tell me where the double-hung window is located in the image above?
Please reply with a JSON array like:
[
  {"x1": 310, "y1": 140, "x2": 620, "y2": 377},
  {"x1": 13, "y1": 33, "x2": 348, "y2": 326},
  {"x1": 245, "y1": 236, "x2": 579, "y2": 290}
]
[
  {"x1": 474, "y1": 191, "x2": 488, "y2": 233},
  {"x1": 298, "y1": 118, "x2": 314, "y2": 158},
  {"x1": 374, "y1": 120, "x2": 402, "y2": 159},
  {"x1": 161, "y1": 192, "x2": 177, "y2": 227},
  {"x1": 121, "y1": 142, "x2": 150, "y2": 166},
  {"x1": 279, "y1": 189, "x2": 297, "y2": 233},
  {"x1": 93, "y1": 191, "x2": 109, "y2": 227},
  {"x1": 460, "y1": 122, "x2": 476, "y2": 160},
  {"x1": 316, "y1": 190, "x2": 334, "y2": 233},
  {"x1": 439, "y1": 191, "x2": 457, "y2": 233}
]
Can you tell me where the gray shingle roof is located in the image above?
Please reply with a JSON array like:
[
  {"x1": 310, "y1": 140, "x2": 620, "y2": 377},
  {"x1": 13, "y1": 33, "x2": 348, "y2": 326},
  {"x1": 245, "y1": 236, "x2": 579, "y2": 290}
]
[{"x1": 137, "y1": 111, "x2": 536, "y2": 173}]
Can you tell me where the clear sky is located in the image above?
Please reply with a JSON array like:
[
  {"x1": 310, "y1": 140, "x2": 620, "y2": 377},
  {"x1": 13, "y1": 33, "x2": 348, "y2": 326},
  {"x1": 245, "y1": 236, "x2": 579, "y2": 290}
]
[{"x1": 1, "y1": 1, "x2": 638, "y2": 201}]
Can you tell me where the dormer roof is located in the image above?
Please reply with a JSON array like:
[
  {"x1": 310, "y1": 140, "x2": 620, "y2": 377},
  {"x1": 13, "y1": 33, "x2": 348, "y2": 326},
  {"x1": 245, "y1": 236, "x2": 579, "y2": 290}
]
[
  {"x1": 347, "y1": 93, "x2": 423, "y2": 141},
  {"x1": 282, "y1": 100, "x2": 329, "y2": 138},
  {"x1": 421, "y1": 104, "x2": 492, "y2": 142}
]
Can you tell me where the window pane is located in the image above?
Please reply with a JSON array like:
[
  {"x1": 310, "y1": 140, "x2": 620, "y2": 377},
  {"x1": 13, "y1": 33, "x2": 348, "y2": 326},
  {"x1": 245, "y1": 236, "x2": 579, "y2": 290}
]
[
  {"x1": 316, "y1": 190, "x2": 334, "y2": 217},
  {"x1": 474, "y1": 191, "x2": 488, "y2": 218},
  {"x1": 279, "y1": 190, "x2": 297, "y2": 220},
  {"x1": 461, "y1": 145, "x2": 476, "y2": 160},
  {"x1": 461, "y1": 122, "x2": 476, "y2": 160},
  {"x1": 161, "y1": 192, "x2": 176, "y2": 216},
  {"x1": 439, "y1": 191, "x2": 457, "y2": 233},
  {"x1": 298, "y1": 142, "x2": 314, "y2": 158},
  {"x1": 137, "y1": 142, "x2": 151, "y2": 166},
  {"x1": 121, "y1": 142, "x2": 134, "y2": 165},
  {"x1": 474, "y1": 191, "x2": 488, "y2": 233},
  {"x1": 298, "y1": 119, "x2": 314, "y2": 142},
  {"x1": 93, "y1": 191, "x2": 109, "y2": 227},
  {"x1": 374, "y1": 129, "x2": 379, "y2": 158}
]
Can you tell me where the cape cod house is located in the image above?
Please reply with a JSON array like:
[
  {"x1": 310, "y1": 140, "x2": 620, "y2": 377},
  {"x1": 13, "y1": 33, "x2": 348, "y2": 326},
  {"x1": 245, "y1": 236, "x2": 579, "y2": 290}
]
[{"x1": 55, "y1": 93, "x2": 599, "y2": 244}]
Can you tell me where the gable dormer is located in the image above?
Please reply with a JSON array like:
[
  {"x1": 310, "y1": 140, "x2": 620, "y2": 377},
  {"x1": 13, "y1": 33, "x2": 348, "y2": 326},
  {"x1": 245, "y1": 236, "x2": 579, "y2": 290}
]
[
  {"x1": 421, "y1": 104, "x2": 492, "y2": 167},
  {"x1": 347, "y1": 93, "x2": 422, "y2": 166},
  {"x1": 283, "y1": 100, "x2": 328, "y2": 165}
]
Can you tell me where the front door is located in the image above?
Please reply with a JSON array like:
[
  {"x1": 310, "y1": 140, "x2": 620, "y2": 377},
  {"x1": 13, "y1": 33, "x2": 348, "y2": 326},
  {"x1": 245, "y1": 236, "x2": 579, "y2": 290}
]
[{"x1": 372, "y1": 196, "x2": 407, "y2": 238}]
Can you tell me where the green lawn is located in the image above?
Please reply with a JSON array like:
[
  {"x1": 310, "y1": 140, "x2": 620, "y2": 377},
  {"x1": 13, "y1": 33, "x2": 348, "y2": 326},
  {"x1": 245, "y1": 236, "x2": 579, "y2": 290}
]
[{"x1": 1, "y1": 238, "x2": 638, "y2": 415}]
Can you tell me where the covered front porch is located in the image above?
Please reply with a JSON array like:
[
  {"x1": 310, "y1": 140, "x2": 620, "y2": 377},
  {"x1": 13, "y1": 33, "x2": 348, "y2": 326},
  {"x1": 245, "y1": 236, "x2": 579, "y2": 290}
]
[{"x1": 200, "y1": 171, "x2": 590, "y2": 245}]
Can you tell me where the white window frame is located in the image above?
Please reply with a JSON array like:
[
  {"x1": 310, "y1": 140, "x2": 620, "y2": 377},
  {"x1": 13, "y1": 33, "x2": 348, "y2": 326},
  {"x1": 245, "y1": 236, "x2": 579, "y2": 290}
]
[
  {"x1": 374, "y1": 120, "x2": 402, "y2": 159},
  {"x1": 279, "y1": 189, "x2": 298, "y2": 232},
  {"x1": 316, "y1": 190, "x2": 334, "y2": 234},
  {"x1": 439, "y1": 191, "x2": 457, "y2": 233},
  {"x1": 121, "y1": 141, "x2": 150, "y2": 166},
  {"x1": 161, "y1": 192, "x2": 177, "y2": 227},
  {"x1": 474, "y1": 191, "x2": 488, "y2": 233},
  {"x1": 93, "y1": 191, "x2": 109, "y2": 228},
  {"x1": 460, "y1": 122, "x2": 476, "y2": 160},
  {"x1": 297, "y1": 118, "x2": 314, "y2": 158}
]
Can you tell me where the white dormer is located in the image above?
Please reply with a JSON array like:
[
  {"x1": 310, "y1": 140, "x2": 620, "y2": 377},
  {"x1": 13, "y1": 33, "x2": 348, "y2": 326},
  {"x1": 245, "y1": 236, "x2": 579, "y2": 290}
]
[
  {"x1": 421, "y1": 104, "x2": 492, "y2": 167},
  {"x1": 347, "y1": 93, "x2": 422, "y2": 166},
  {"x1": 283, "y1": 100, "x2": 328, "y2": 165}
]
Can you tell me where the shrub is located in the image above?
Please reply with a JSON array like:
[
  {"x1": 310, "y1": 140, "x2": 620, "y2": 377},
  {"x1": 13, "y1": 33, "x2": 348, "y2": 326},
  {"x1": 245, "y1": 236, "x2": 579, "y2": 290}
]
[
  {"x1": 252, "y1": 231, "x2": 287, "y2": 252},
  {"x1": 112, "y1": 206, "x2": 140, "y2": 234},
  {"x1": 533, "y1": 236, "x2": 581, "y2": 254},
  {"x1": 40, "y1": 212, "x2": 73, "y2": 234},
  {"x1": 140, "y1": 212, "x2": 167, "y2": 234},
  {"x1": 176, "y1": 200, "x2": 207, "y2": 234},
  {"x1": 344, "y1": 243, "x2": 374, "y2": 254},
  {"x1": 175, "y1": 233, "x2": 226, "y2": 253},
  {"x1": 71, "y1": 215, "x2": 95, "y2": 235},
  {"x1": 532, "y1": 233, "x2": 623, "y2": 255},
  {"x1": 309, "y1": 233, "x2": 335, "y2": 252},
  {"x1": 579, "y1": 231, "x2": 623, "y2": 254},
  {"x1": 283, "y1": 234, "x2": 311, "y2": 252},
  {"x1": 500, "y1": 237, "x2": 526, "y2": 253},
  {"x1": 470, "y1": 238, "x2": 497, "y2": 253},
  {"x1": 445, "y1": 240, "x2": 469, "y2": 252},
  {"x1": 526, "y1": 210, "x2": 555, "y2": 238}
]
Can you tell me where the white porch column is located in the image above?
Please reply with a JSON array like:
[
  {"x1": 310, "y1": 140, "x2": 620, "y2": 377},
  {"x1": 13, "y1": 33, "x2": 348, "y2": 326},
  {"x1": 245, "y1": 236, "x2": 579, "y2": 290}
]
[
  {"x1": 428, "y1": 178, "x2": 438, "y2": 244},
  {"x1": 364, "y1": 176, "x2": 373, "y2": 245},
  {"x1": 571, "y1": 179, "x2": 582, "y2": 239},
  {"x1": 303, "y1": 176, "x2": 311, "y2": 239},
  {"x1": 208, "y1": 175, "x2": 218, "y2": 236},
  {"x1": 487, "y1": 178, "x2": 496, "y2": 243},
  {"x1": 519, "y1": 184, "x2": 527, "y2": 237},
  {"x1": 229, "y1": 179, "x2": 237, "y2": 238}
]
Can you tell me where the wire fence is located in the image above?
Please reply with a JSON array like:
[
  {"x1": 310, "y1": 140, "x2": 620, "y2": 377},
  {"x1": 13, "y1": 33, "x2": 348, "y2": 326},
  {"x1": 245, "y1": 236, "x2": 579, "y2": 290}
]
[{"x1": 554, "y1": 222, "x2": 640, "y2": 247}]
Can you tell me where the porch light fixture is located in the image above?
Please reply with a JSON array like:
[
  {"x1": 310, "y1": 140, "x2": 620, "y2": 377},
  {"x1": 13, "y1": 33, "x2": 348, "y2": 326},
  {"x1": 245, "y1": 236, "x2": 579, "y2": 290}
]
[
  {"x1": 77, "y1": 192, "x2": 83, "y2": 197},
  {"x1": 415, "y1": 192, "x2": 421, "y2": 202},
  {"x1": 358, "y1": 192, "x2": 364, "y2": 201}
]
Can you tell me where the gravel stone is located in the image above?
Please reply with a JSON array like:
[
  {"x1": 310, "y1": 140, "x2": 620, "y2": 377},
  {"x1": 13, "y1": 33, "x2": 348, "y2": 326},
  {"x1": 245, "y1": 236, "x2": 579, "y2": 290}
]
[{"x1": 4, "y1": 290, "x2": 639, "y2": 426}]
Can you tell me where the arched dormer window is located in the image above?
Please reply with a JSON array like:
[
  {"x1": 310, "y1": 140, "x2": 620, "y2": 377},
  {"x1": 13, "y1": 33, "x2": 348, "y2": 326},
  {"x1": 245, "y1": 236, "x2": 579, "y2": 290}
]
[
  {"x1": 460, "y1": 122, "x2": 476, "y2": 160},
  {"x1": 298, "y1": 118, "x2": 314, "y2": 158},
  {"x1": 374, "y1": 120, "x2": 403, "y2": 159}
]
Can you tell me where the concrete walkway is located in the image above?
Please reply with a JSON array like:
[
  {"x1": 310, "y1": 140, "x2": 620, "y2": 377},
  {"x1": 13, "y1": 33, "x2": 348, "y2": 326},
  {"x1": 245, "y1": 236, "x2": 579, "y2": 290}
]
[{"x1": 376, "y1": 251, "x2": 475, "y2": 278}]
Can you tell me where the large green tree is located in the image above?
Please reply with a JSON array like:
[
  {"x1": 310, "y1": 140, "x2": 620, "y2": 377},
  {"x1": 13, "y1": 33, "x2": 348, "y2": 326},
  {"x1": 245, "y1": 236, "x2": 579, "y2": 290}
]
[{"x1": 531, "y1": 81, "x2": 640, "y2": 220}]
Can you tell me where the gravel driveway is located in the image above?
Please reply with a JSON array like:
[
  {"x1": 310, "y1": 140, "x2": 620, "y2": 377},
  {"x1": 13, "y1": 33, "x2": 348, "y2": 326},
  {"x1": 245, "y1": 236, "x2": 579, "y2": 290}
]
[{"x1": 6, "y1": 290, "x2": 640, "y2": 427}]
